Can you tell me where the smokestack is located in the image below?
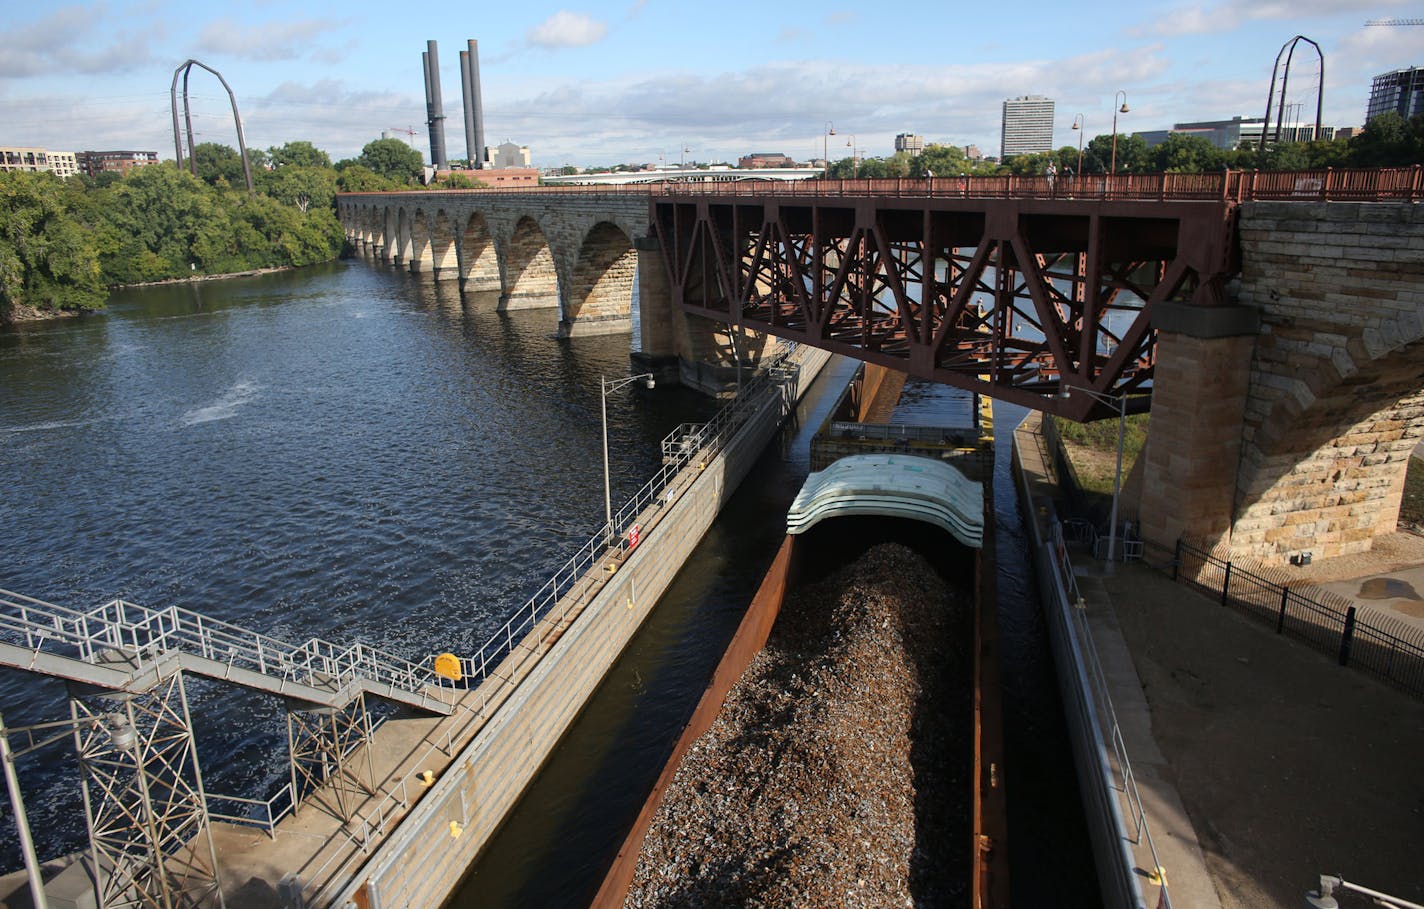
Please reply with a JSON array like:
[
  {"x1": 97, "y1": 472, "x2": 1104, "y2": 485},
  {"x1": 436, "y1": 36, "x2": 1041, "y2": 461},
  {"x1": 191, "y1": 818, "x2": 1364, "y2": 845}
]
[
  {"x1": 462, "y1": 39, "x2": 486, "y2": 169},
  {"x1": 423, "y1": 40, "x2": 449, "y2": 171}
]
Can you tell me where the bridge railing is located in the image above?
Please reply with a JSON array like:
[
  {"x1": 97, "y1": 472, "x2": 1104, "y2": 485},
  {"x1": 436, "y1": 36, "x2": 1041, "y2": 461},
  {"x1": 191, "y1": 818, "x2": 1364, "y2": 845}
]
[{"x1": 339, "y1": 166, "x2": 1422, "y2": 204}]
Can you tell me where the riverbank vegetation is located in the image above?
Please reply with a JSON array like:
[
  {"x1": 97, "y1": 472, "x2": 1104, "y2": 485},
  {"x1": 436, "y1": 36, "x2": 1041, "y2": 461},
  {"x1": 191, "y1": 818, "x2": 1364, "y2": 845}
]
[{"x1": 0, "y1": 137, "x2": 449, "y2": 321}]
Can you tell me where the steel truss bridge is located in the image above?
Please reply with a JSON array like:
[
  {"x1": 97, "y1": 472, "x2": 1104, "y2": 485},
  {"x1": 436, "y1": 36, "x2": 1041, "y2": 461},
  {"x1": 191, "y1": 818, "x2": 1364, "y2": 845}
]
[{"x1": 656, "y1": 194, "x2": 1231, "y2": 422}]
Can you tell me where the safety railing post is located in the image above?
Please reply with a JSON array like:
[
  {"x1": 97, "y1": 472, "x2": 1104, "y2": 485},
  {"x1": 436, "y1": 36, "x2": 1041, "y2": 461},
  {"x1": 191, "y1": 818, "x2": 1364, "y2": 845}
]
[
  {"x1": 1171, "y1": 538, "x2": 1182, "y2": 581},
  {"x1": 1339, "y1": 607, "x2": 1357, "y2": 666},
  {"x1": 1221, "y1": 561, "x2": 1232, "y2": 606},
  {"x1": 1277, "y1": 587, "x2": 1289, "y2": 634}
]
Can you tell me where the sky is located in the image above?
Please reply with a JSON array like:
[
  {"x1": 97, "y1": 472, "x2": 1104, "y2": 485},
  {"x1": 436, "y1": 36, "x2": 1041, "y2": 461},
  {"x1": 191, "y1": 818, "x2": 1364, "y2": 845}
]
[{"x1": 2, "y1": 0, "x2": 1422, "y2": 169}]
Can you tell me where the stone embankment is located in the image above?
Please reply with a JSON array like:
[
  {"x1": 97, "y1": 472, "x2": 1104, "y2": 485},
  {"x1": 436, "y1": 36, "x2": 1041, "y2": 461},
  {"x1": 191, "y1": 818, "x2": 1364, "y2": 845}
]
[{"x1": 623, "y1": 543, "x2": 972, "y2": 908}]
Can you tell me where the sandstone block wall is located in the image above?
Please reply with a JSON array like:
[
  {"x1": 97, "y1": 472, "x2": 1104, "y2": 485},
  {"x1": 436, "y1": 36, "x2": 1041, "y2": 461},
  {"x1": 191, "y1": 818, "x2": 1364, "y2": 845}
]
[{"x1": 1230, "y1": 202, "x2": 1424, "y2": 561}]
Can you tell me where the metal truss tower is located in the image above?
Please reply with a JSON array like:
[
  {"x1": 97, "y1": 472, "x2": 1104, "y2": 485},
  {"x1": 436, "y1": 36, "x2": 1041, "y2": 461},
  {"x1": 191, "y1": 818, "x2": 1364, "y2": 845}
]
[
  {"x1": 287, "y1": 694, "x2": 376, "y2": 824},
  {"x1": 70, "y1": 674, "x2": 223, "y2": 908}
]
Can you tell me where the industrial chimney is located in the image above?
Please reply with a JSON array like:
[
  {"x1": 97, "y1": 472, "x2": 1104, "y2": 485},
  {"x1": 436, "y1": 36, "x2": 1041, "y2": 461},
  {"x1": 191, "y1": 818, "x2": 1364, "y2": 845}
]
[
  {"x1": 422, "y1": 40, "x2": 449, "y2": 171},
  {"x1": 459, "y1": 40, "x2": 486, "y2": 169}
]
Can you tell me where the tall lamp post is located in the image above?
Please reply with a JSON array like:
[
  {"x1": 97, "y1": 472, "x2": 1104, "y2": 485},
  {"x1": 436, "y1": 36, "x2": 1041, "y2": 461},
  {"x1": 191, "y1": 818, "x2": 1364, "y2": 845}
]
[
  {"x1": 824, "y1": 121, "x2": 836, "y2": 178},
  {"x1": 1109, "y1": 90, "x2": 1130, "y2": 176},
  {"x1": 846, "y1": 135, "x2": 858, "y2": 179},
  {"x1": 1059, "y1": 385, "x2": 1128, "y2": 564},
  {"x1": 601, "y1": 373, "x2": 655, "y2": 540},
  {"x1": 1071, "y1": 113, "x2": 1086, "y2": 177}
]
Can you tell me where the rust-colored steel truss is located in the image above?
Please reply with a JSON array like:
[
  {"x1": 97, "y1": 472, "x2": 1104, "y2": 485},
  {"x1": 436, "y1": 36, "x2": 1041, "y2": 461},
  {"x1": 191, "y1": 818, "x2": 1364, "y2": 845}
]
[{"x1": 653, "y1": 196, "x2": 1239, "y2": 420}]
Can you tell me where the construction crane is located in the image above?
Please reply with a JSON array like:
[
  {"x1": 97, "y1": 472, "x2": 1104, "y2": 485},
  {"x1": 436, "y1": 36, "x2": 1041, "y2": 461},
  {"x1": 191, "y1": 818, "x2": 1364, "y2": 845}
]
[
  {"x1": 387, "y1": 126, "x2": 418, "y2": 148},
  {"x1": 1364, "y1": 17, "x2": 1424, "y2": 25}
]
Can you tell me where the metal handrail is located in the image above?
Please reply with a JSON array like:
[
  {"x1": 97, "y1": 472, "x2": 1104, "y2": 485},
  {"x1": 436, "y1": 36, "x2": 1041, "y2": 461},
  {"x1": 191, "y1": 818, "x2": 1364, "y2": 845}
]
[
  {"x1": 1047, "y1": 520, "x2": 1172, "y2": 908},
  {"x1": 336, "y1": 166, "x2": 1424, "y2": 204},
  {"x1": 0, "y1": 589, "x2": 459, "y2": 710}
]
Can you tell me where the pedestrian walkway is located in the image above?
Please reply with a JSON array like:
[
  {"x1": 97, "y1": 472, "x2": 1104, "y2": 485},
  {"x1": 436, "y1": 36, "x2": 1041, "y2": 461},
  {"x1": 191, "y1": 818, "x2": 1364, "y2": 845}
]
[{"x1": 1016, "y1": 412, "x2": 1424, "y2": 909}]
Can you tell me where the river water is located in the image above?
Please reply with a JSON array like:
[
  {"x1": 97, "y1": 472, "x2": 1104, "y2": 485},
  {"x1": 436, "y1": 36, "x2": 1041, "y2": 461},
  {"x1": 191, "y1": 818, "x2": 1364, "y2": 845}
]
[{"x1": 0, "y1": 261, "x2": 1096, "y2": 906}]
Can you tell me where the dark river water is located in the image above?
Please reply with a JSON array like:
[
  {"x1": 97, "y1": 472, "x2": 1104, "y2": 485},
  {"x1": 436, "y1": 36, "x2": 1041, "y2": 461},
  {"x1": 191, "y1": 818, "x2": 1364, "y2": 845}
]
[{"x1": 0, "y1": 260, "x2": 1096, "y2": 906}]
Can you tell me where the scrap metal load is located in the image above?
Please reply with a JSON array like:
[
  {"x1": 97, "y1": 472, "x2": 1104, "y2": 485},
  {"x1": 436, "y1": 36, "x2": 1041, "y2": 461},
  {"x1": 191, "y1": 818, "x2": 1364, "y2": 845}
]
[{"x1": 622, "y1": 543, "x2": 973, "y2": 907}]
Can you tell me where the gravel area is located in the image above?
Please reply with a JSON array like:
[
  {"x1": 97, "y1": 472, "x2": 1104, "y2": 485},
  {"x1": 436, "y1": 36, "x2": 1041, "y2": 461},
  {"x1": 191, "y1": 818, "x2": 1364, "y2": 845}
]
[{"x1": 624, "y1": 543, "x2": 973, "y2": 908}]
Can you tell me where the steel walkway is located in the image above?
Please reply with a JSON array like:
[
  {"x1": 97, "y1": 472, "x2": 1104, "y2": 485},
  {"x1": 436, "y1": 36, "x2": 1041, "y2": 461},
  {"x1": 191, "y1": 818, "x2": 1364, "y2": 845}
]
[{"x1": 0, "y1": 589, "x2": 457, "y2": 715}]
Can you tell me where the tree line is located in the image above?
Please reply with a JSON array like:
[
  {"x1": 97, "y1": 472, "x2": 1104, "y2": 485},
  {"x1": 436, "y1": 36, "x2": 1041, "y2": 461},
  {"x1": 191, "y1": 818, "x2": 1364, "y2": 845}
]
[
  {"x1": 1, "y1": 137, "x2": 455, "y2": 320},
  {"x1": 824, "y1": 111, "x2": 1424, "y2": 179}
]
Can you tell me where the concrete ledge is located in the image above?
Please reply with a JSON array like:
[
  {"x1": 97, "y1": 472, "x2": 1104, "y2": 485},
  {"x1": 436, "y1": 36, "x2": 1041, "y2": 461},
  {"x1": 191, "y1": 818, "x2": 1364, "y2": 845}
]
[
  {"x1": 1151, "y1": 301, "x2": 1260, "y2": 339},
  {"x1": 496, "y1": 293, "x2": 559, "y2": 311}
]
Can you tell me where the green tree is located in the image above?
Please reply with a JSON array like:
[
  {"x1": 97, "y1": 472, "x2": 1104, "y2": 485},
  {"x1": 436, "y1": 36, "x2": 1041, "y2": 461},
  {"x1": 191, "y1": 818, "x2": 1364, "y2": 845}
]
[
  {"x1": 336, "y1": 164, "x2": 400, "y2": 193},
  {"x1": 357, "y1": 138, "x2": 424, "y2": 184},
  {"x1": 191, "y1": 142, "x2": 248, "y2": 187},
  {"x1": 1348, "y1": 112, "x2": 1424, "y2": 167},
  {"x1": 1151, "y1": 134, "x2": 1225, "y2": 172},
  {"x1": 432, "y1": 171, "x2": 488, "y2": 189},
  {"x1": 259, "y1": 165, "x2": 339, "y2": 212},
  {"x1": 0, "y1": 171, "x2": 105, "y2": 314},
  {"x1": 1084, "y1": 133, "x2": 1149, "y2": 174},
  {"x1": 268, "y1": 140, "x2": 332, "y2": 169}
]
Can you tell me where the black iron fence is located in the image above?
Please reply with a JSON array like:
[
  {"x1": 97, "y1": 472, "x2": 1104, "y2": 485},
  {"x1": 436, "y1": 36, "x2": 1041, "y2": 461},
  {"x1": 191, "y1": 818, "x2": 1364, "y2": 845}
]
[{"x1": 1144, "y1": 539, "x2": 1424, "y2": 700}]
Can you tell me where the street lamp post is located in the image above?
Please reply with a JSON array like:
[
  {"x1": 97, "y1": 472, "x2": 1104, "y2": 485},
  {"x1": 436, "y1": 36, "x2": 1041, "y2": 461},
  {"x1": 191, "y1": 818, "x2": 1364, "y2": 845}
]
[
  {"x1": 680, "y1": 143, "x2": 691, "y2": 178},
  {"x1": 1071, "y1": 113, "x2": 1086, "y2": 178},
  {"x1": 1059, "y1": 385, "x2": 1128, "y2": 564},
  {"x1": 601, "y1": 373, "x2": 655, "y2": 541},
  {"x1": 846, "y1": 135, "x2": 858, "y2": 179},
  {"x1": 1110, "y1": 91, "x2": 1130, "y2": 176},
  {"x1": 824, "y1": 121, "x2": 835, "y2": 178}
]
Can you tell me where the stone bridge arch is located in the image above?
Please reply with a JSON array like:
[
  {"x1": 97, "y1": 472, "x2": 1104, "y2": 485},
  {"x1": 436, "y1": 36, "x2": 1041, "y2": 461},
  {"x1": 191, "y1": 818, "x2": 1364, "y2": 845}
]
[
  {"x1": 562, "y1": 221, "x2": 638, "y2": 337},
  {"x1": 428, "y1": 211, "x2": 459, "y2": 280},
  {"x1": 499, "y1": 215, "x2": 560, "y2": 311},
  {"x1": 408, "y1": 209, "x2": 433, "y2": 274},
  {"x1": 1141, "y1": 201, "x2": 1424, "y2": 564},
  {"x1": 335, "y1": 189, "x2": 747, "y2": 393},
  {"x1": 391, "y1": 208, "x2": 411, "y2": 266},
  {"x1": 459, "y1": 211, "x2": 500, "y2": 292}
]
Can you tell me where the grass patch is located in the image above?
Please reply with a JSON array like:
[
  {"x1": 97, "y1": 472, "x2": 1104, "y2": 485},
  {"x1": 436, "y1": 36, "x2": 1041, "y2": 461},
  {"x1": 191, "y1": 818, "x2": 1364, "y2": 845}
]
[
  {"x1": 1402, "y1": 456, "x2": 1424, "y2": 526},
  {"x1": 1051, "y1": 413, "x2": 1150, "y2": 498}
]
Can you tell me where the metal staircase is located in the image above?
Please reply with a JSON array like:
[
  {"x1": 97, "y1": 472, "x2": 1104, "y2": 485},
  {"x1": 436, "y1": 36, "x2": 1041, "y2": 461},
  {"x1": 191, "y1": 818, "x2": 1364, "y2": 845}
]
[{"x1": 0, "y1": 588, "x2": 457, "y2": 715}]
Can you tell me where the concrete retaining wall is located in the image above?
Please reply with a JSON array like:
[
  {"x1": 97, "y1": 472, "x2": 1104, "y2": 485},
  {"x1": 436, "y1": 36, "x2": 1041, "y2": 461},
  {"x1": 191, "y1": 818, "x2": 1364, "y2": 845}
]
[{"x1": 321, "y1": 346, "x2": 832, "y2": 909}]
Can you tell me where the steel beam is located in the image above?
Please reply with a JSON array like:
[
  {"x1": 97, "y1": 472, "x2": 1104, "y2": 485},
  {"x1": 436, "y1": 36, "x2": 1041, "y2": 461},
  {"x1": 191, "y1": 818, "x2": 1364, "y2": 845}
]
[{"x1": 654, "y1": 196, "x2": 1238, "y2": 420}]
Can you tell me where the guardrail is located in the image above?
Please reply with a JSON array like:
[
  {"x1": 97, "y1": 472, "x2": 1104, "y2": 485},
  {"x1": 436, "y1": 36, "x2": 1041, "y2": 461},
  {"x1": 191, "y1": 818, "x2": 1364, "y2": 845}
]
[
  {"x1": 0, "y1": 590, "x2": 459, "y2": 710},
  {"x1": 1152, "y1": 539, "x2": 1424, "y2": 699},
  {"x1": 1045, "y1": 520, "x2": 1172, "y2": 909},
  {"x1": 338, "y1": 166, "x2": 1424, "y2": 204}
]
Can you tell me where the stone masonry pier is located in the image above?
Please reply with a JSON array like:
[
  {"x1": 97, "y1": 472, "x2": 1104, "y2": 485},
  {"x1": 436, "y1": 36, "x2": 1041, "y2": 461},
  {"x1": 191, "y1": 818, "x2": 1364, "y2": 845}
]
[{"x1": 1140, "y1": 201, "x2": 1424, "y2": 564}]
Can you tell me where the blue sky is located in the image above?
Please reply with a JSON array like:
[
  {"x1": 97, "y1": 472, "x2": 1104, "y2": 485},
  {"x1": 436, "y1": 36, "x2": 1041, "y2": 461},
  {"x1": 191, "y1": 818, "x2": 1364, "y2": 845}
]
[{"x1": 2, "y1": 0, "x2": 1421, "y2": 168}]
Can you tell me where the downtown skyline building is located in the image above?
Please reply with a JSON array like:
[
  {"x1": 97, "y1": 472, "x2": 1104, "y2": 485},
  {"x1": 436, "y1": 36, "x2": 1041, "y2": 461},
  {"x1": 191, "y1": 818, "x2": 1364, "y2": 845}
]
[
  {"x1": 1367, "y1": 67, "x2": 1424, "y2": 123},
  {"x1": 1001, "y1": 95, "x2": 1055, "y2": 159}
]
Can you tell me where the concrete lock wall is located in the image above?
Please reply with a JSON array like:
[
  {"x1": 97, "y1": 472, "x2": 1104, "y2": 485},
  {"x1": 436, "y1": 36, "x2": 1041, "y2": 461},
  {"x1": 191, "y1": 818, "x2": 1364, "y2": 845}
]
[
  {"x1": 323, "y1": 346, "x2": 833, "y2": 909},
  {"x1": 1140, "y1": 201, "x2": 1424, "y2": 564}
]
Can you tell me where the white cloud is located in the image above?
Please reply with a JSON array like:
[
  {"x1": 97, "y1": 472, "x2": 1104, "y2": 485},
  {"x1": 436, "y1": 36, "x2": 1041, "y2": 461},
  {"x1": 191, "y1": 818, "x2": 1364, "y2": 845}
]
[
  {"x1": 526, "y1": 12, "x2": 609, "y2": 49},
  {"x1": 0, "y1": 6, "x2": 156, "y2": 78},
  {"x1": 197, "y1": 17, "x2": 348, "y2": 62}
]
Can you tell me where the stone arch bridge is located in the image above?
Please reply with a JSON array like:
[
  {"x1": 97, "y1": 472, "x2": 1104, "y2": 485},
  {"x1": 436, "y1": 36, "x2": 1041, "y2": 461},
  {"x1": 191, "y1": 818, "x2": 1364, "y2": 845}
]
[
  {"x1": 339, "y1": 183, "x2": 1424, "y2": 566},
  {"x1": 337, "y1": 189, "x2": 760, "y2": 391}
]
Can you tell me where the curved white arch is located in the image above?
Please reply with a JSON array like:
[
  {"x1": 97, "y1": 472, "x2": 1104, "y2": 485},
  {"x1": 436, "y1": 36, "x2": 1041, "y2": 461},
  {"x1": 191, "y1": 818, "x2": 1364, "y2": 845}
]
[{"x1": 786, "y1": 454, "x2": 984, "y2": 549}]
